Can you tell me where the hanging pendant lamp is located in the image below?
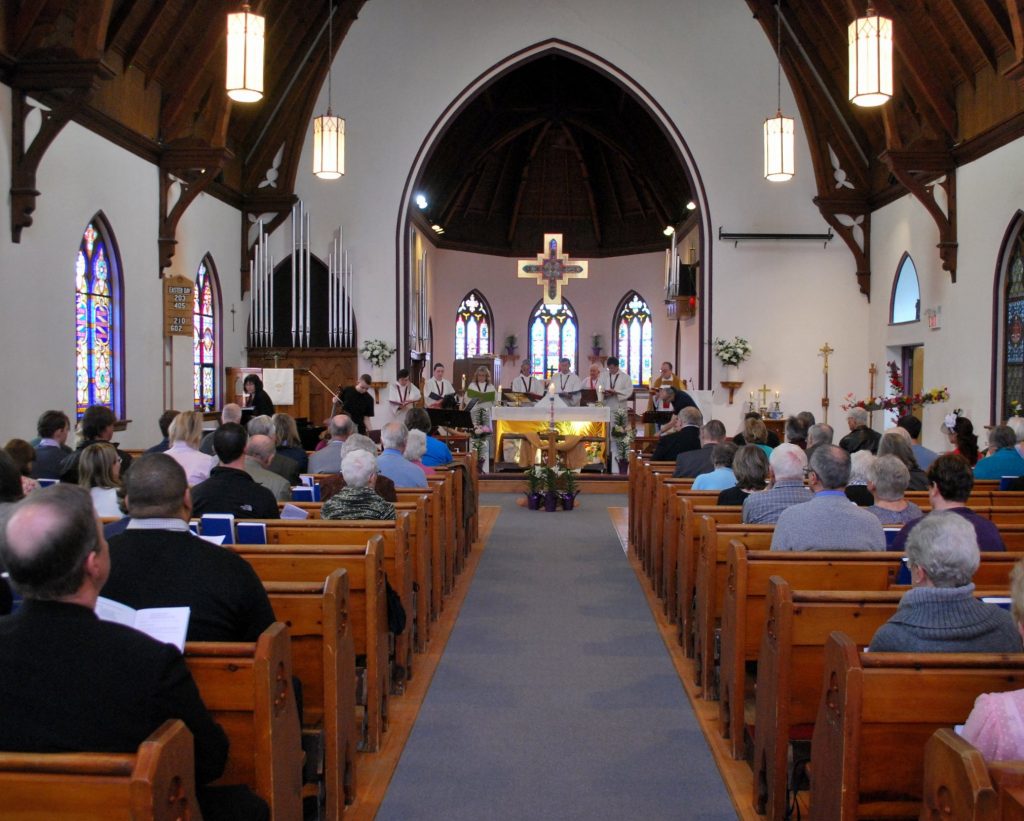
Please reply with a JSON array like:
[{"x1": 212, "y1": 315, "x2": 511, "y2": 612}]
[
  {"x1": 313, "y1": 0, "x2": 345, "y2": 179},
  {"x1": 226, "y1": 3, "x2": 264, "y2": 103},
  {"x1": 849, "y1": 5, "x2": 893, "y2": 107},
  {"x1": 764, "y1": 2, "x2": 794, "y2": 182}
]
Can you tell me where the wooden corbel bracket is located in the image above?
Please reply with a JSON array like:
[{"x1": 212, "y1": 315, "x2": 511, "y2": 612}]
[
  {"x1": 158, "y1": 146, "x2": 232, "y2": 275},
  {"x1": 814, "y1": 195, "x2": 872, "y2": 299},
  {"x1": 880, "y1": 149, "x2": 958, "y2": 282},
  {"x1": 238, "y1": 191, "x2": 298, "y2": 296}
]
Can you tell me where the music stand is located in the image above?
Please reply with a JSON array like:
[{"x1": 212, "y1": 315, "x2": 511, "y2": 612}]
[
  {"x1": 427, "y1": 408, "x2": 474, "y2": 434},
  {"x1": 579, "y1": 389, "x2": 599, "y2": 407},
  {"x1": 642, "y1": 410, "x2": 674, "y2": 426}
]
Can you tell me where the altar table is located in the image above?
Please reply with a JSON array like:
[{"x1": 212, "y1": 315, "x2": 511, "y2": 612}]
[{"x1": 492, "y1": 406, "x2": 611, "y2": 468}]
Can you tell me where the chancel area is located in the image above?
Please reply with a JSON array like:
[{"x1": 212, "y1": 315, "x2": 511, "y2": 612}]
[{"x1": 4, "y1": 1, "x2": 1024, "y2": 819}]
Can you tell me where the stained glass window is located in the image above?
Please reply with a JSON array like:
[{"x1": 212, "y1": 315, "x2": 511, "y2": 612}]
[
  {"x1": 193, "y1": 258, "x2": 219, "y2": 410},
  {"x1": 614, "y1": 292, "x2": 653, "y2": 386},
  {"x1": 455, "y1": 290, "x2": 492, "y2": 359},
  {"x1": 75, "y1": 219, "x2": 123, "y2": 419},
  {"x1": 1004, "y1": 226, "x2": 1024, "y2": 418},
  {"x1": 528, "y1": 300, "x2": 577, "y2": 379},
  {"x1": 891, "y1": 254, "x2": 921, "y2": 324}
]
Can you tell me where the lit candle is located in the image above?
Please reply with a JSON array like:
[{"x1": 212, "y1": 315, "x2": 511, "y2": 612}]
[
  {"x1": 461, "y1": 374, "x2": 466, "y2": 391},
  {"x1": 597, "y1": 385, "x2": 605, "y2": 401},
  {"x1": 549, "y1": 381, "x2": 556, "y2": 396},
  {"x1": 749, "y1": 391, "x2": 754, "y2": 400},
  {"x1": 775, "y1": 391, "x2": 780, "y2": 400},
  {"x1": 496, "y1": 386, "x2": 502, "y2": 403}
]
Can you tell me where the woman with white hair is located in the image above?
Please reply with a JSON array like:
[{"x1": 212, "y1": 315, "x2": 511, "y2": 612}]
[
  {"x1": 165, "y1": 410, "x2": 217, "y2": 486},
  {"x1": 404, "y1": 429, "x2": 435, "y2": 476},
  {"x1": 321, "y1": 449, "x2": 396, "y2": 520},
  {"x1": 844, "y1": 450, "x2": 875, "y2": 507},
  {"x1": 867, "y1": 454, "x2": 924, "y2": 526},
  {"x1": 1008, "y1": 416, "x2": 1024, "y2": 460}
]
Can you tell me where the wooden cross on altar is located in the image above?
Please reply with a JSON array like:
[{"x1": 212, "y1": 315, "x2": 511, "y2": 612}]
[{"x1": 518, "y1": 233, "x2": 589, "y2": 305}]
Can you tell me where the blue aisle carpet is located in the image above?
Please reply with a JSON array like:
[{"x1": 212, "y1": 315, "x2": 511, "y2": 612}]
[{"x1": 376, "y1": 493, "x2": 736, "y2": 820}]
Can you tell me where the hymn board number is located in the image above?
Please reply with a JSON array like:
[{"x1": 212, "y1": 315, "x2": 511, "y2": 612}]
[
  {"x1": 518, "y1": 233, "x2": 589, "y2": 305},
  {"x1": 163, "y1": 275, "x2": 194, "y2": 336}
]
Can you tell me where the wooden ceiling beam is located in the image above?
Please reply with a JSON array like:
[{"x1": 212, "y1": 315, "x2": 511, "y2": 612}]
[
  {"x1": 944, "y1": 0, "x2": 998, "y2": 73},
  {"x1": 104, "y1": 0, "x2": 140, "y2": 53},
  {"x1": 978, "y1": 0, "x2": 1016, "y2": 51},
  {"x1": 920, "y1": 1, "x2": 976, "y2": 89},
  {"x1": 159, "y1": 23, "x2": 227, "y2": 138},
  {"x1": 507, "y1": 121, "x2": 551, "y2": 243},
  {"x1": 560, "y1": 124, "x2": 602, "y2": 245},
  {"x1": 147, "y1": 3, "x2": 205, "y2": 90},
  {"x1": 121, "y1": 1, "x2": 172, "y2": 72},
  {"x1": 10, "y1": 0, "x2": 48, "y2": 55},
  {"x1": 1006, "y1": 0, "x2": 1024, "y2": 89}
]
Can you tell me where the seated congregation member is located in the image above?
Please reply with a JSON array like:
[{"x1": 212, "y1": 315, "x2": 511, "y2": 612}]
[
  {"x1": 869, "y1": 511, "x2": 1021, "y2": 653},
  {"x1": 273, "y1": 413, "x2": 308, "y2": 474},
  {"x1": 424, "y1": 363, "x2": 456, "y2": 409},
  {"x1": 962, "y1": 559, "x2": 1024, "y2": 760},
  {"x1": 340, "y1": 374, "x2": 376, "y2": 434},
  {"x1": 942, "y1": 413, "x2": 980, "y2": 465},
  {"x1": 974, "y1": 424, "x2": 1024, "y2": 479},
  {"x1": 191, "y1": 423, "x2": 279, "y2": 519},
  {"x1": 145, "y1": 409, "x2": 180, "y2": 454},
  {"x1": 0, "y1": 450, "x2": 26, "y2": 519},
  {"x1": 405, "y1": 407, "x2": 453, "y2": 467},
  {"x1": 890, "y1": 453, "x2": 1005, "y2": 554},
  {"x1": 866, "y1": 455, "x2": 924, "y2": 526},
  {"x1": 805, "y1": 422, "x2": 834, "y2": 461},
  {"x1": 78, "y1": 442, "x2": 123, "y2": 518},
  {"x1": 165, "y1": 410, "x2": 216, "y2": 486},
  {"x1": 845, "y1": 450, "x2": 876, "y2": 506},
  {"x1": 651, "y1": 406, "x2": 702, "y2": 462},
  {"x1": 674, "y1": 419, "x2": 726, "y2": 478},
  {"x1": 199, "y1": 403, "x2": 242, "y2": 455},
  {"x1": 388, "y1": 368, "x2": 422, "y2": 423},
  {"x1": 784, "y1": 415, "x2": 808, "y2": 449},
  {"x1": 733, "y1": 412, "x2": 781, "y2": 447},
  {"x1": 405, "y1": 429, "x2": 435, "y2": 476},
  {"x1": 244, "y1": 435, "x2": 292, "y2": 502},
  {"x1": 838, "y1": 406, "x2": 881, "y2": 454},
  {"x1": 103, "y1": 455, "x2": 276, "y2": 643},
  {"x1": 321, "y1": 450, "x2": 396, "y2": 521},
  {"x1": 717, "y1": 444, "x2": 768, "y2": 506},
  {"x1": 692, "y1": 442, "x2": 737, "y2": 491},
  {"x1": 242, "y1": 373, "x2": 274, "y2": 417},
  {"x1": 1010, "y1": 416, "x2": 1024, "y2": 461},
  {"x1": 246, "y1": 416, "x2": 300, "y2": 485},
  {"x1": 0, "y1": 485, "x2": 268, "y2": 820},
  {"x1": 771, "y1": 445, "x2": 886, "y2": 552},
  {"x1": 376, "y1": 422, "x2": 428, "y2": 488},
  {"x1": 897, "y1": 413, "x2": 938, "y2": 471},
  {"x1": 796, "y1": 410, "x2": 816, "y2": 429},
  {"x1": 31, "y1": 410, "x2": 72, "y2": 480},
  {"x1": 742, "y1": 443, "x2": 812, "y2": 524},
  {"x1": 877, "y1": 428, "x2": 929, "y2": 490},
  {"x1": 319, "y1": 435, "x2": 398, "y2": 503},
  {"x1": 308, "y1": 414, "x2": 355, "y2": 474},
  {"x1": 5, "y1": 439, "x2": 37, "y2": 497},
  {"x1": 59, "y1": 405, "x2": 133, "y2": 483},
  {"x1": 741, "y1": 417, "x2": 773, "y2": 457}
]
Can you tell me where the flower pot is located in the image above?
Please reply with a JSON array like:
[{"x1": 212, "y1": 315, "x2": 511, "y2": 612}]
[
  {"x1": 591, "y1": 348, "x2": 602, "y2": 357},
  {"x1": 526, "y1": 492, "x2": 540, "y2": 510},
  {"x1": 544, "y1": 491, "x2": 559, "y2": 512},
  {"x1": 561, "y1": 492, "x2": 577, "y2": 511},
  {"x1": 616, "y1": 461, "x2": 628, "y2": 476},
  {"x1": 723, "y1": 364, "x2": 740, "y2": 382}
]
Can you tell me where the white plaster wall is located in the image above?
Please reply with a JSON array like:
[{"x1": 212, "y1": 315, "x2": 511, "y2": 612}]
[
  {"x1": 870, "y1": 136, "x2": 1024, "y2": 453},
  {"x1": 0, "y1": 85, "x2": 242, "y2": 448},
  {"x1": 289, "y1": 0, "x2": 867, "y2": 434}
]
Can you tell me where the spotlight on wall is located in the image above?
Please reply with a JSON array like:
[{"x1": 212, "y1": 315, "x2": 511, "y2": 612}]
[
  {"x1": 663, "y1": 226, "x2": 675, "y2": 236},
  {"x1": 431, "y1": 224, "x2": 445, "y2": 235},
  {"x1": 686, "y1": 201, "x2": 697, "y2": 211},
  {"x1": 415, "y1": 194, "x2": 428, "y2": 210}
]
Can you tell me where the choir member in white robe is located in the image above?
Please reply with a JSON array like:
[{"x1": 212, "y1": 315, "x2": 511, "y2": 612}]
[
  {"x1": 388, "y1": 368, "x2": 422, "y2": 423},
  {"x1": 597, "y1": 357, "x2": 634, "y2": 413},
  {"x1": 424, "y1": 362, "x2": 456, "y2": 409},
  {"x1": 551, "y1": 357, "x2": 583, "y2": 406},
  {"x1": 465, "y1": 365, "x2": 497, "y2": 456},
  {"x1": 510, "y1": 361, "x2": 543, "y2": 400}
]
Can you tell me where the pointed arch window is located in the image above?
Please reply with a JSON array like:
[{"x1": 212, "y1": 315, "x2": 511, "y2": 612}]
[
  {"x1": 454, "y1": 290, "x2": 492, "y2": 359},
  {"x1": 890, "y1": 253, "x2": 921, "y2": 324},
  {"x1": 75, "y1": 217, "x2": 124, "y2": 419},
  {"x1": 614, "y1": 292, "x2": 653, "y2": 386},
  {"x1": 193, "y1": 257, "x2": 221, "y2": 410},
  {"x1": 529, "y1": 300, "x2": 578, "y2": 380},
  {"x1": 1002, "y1": 223, "x2": 1024, "y2": 418}
]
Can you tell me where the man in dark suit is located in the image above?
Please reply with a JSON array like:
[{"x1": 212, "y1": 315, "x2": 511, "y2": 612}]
[
  {"x1": 30, "y1": 409, "x2": 73, "y2": 480},
  {"x1": 674, "y1": 419, "x2": 726, "y2": 478},
  {"x1": 0, "y1": 484, "x2": 267, "y2": 819},
  {"x1": 651, "y1": 406, "x2": 703, "y2": 462},
  {"x1": 104, "y1": 454, "x2": 276, "y2": 643}
]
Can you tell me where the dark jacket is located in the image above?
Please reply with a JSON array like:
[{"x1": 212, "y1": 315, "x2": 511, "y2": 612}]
[
  {"x1": 191, "y1": 467, "x2": 280, "y2": 519},
  {"x1": 674, "y1": 443, "x2": 714, "y2": 478},
  {"x1": 889, "y1": 506, "x2": 1006, "y2": 553},
  {"x1": 651, "y1": 425, "x2": 701, "y2": 463},
  {"x1": 31, "y1": 443, "x2": 72, "y2": 480},
  {"x1": 59, "y1": 438, "x2": 134, "y2": 483},
  {"x1": 839, "y1": 425, "x2": 881, "y2": 454}
]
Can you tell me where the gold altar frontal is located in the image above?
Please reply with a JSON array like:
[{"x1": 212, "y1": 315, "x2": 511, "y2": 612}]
[{"x1": 491, "y1": 406, "x2": 610, "y2": 469}]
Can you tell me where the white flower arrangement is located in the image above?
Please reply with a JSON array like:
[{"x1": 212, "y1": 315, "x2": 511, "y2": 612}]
[
  {"x1": 712, "y1": 336, "x2": 752, "y2": 367},
  {"x1": 611, "y1": 408, "x2": 636, "y2": 460},
  {"x1": 359, "y1": 338, "x2": 396, "y2": 368}
]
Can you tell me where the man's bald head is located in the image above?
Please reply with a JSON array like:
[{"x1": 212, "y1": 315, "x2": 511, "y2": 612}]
[
  {"x1": 122, "y1": 454, "x2": 188, "y2": 519},
  {"x1": 246, "y1": 434, "x2": 277, "y2": 465},
  {"x1": 328, "y1": 414, "x2": 354, "y2": 439},
  {"x1": 221, "y1": 403, "x2": 242, "y2": 424},
  {"x1": 0, "y1": 485, "x2": 101, "y2": 600}
]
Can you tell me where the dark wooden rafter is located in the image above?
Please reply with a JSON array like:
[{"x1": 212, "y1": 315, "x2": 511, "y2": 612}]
[
  {"x1": 559, "y1": 125, "x2": 601, "y2": 243},
  {"x1": 103, "y1": 0, "x2": 140, "y2": 53},
  {"x1": 507, "y1": 121, "x2": 552, "y2": 243},
  {"x1": 880, "y1": 149, "x2": 958, "y2": 280},
  {"x1": 146, "y1": 2, "x2": 207, "y2": 92},
  {"x1": 815, "y1": 195, "x2": 872, "y2": 297},
  {"x1": 159, "y1": 24, "x2": 228, "y2": 140},
  {"x1": 944, "y1": 0, "x2": 998, "y2": 73},
  {"x1": 10, "y1": 0, "x2": 48, "y2": 55},
  {"x1": 119, "y1": 1, "x2": 172, "y2": 71},
  {"x1": 979, "y1": 0, "x2": 1016, "y2": 51},
  {"x1": 158, "y1": 145, "x2": 232, "y2": 274},
  {"x1": 920, "y1": 1, "x2": 976, "y2": 90},
  {"x1": 1005, "y1": 0, "x2": 1024, "y2": 89}
]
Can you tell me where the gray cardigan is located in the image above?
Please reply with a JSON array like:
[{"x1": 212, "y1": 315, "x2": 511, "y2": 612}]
[{"x1": 869, "y1": 583, "x2": 1023, "y2": 653}]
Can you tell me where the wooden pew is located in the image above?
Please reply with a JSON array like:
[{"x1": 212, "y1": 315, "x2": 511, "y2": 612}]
[
  {"x1": 232, "y1": 540, "x2": 389, "y2": 754},
  {"x1": 655, "y1": 484, "x2": 721, "y2": 613},
  {"x1": 0, "y1": 720, "x2": 199, "y2": 820},
  {"x1": 809, "y1": 632, "x2": 1024, "y2": 821},
  {"x1": 921, "y1": 728, "x2": 1024, "y2": 821},
  {"x1": 185, "y1": 621, "x2": 304, "y2": 821},
  {"x1": 265, "y1": 570, "x2": 357, "y2": 819},
  {"x1": 427, "y1": 472, "x2": 459, "y2": 591}
]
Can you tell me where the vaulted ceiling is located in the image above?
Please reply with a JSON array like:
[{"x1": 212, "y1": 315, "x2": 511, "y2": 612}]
[{"x1": 3, "y1": 1, "x2": 1024, "y2": 289}]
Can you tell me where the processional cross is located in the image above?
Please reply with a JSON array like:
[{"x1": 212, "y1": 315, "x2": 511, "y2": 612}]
[
  {"x1": 517, "y1": 233, "x2": 589, "y2": 306},
  {"x1": 819, "y1": 342, "x2": 834, "y2": 424}
]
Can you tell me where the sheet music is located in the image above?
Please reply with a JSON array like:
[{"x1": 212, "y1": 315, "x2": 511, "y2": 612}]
[{"x1": 262, "y1": 368, "x2": 295, "y2": 405}]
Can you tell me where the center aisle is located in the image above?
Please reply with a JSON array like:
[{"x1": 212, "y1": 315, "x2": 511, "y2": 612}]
[{"x1": 376, "y1": 493, "x2": 736, "y2": 820}]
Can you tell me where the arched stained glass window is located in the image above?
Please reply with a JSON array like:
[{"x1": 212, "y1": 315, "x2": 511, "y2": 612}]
[
  {"x1": 890, "y1": 254, "x2": 921, "y2": 324},
  {"x1": 193, "y1": 257, "x2": 220, "y2": 410},
  {"x1": 528, "y1": 300, "x2": 577, "y2": 379},
  {"x1": 455, "y1": 290, "x2": 492, "y2": 359},
  {"x1": 75, "y1": 217, "x2": 124, "y2": 419},
  {"x1": 1003, "y1": 222, "x2": 1024, "y2": 418},
  {"x1": 614, "y1": 292, "x2": 653, "y2": 386}
]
